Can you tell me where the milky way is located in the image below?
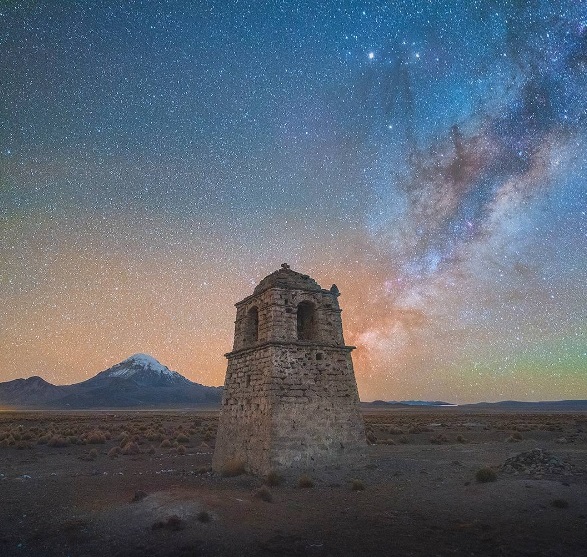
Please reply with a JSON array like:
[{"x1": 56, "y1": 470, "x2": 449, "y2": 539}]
[{"x1": 1, "y1": 1, "x2": 585, "y2": 402}]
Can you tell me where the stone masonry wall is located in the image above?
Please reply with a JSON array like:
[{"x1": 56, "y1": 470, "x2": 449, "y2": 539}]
[
  {"x1": 267, "y1": 344, "x2": 365, "y2": 472},
  {"x1": 212, "y1": 342, "x2": 365, "y2": 476},
  {"x1": 211, "y1": 346, "x2": 275, "y2": 474}
]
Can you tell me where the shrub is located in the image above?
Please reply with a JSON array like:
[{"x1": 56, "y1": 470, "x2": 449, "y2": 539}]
[
  {"x1": 108, "y1": 446, "x2": 121, "y2": 459},
  {"x1": 221, "y1": 459, "x2": 246, "y2": 477},
  {"x1": 254, "y1": 485, "x2": 273, "y2": 502},
  {"x1": 351, "y1": 479, "x2": 365, "y2": 491},
  {"x1": 176, "y1": 433, "x2": 189, "y2": 443},
  {"x1": 160, "y1": 438, "x2": 172, "y2": 448},
  {"x1": 152, "y1": 515, "x2": 184, "y2": 531},
  {"x1": 456, "y1": 435, "x2": 469, "y2": 444},
  {"x1": 265, "y1": 471, "x2": 282, "y2": 487},
  {"x1": 298, "y1": 475, "x2": 314, "y2": 488},
  {"x1": 48, "y1": 435, "x2": 69, "y2": 448},
  {"x1": 88, "y1": 448, "x2": 98, "y2": 460},
  {"x1": 430, "y1": 434, "x2": 449, "y2": 444},
  {"x1": 475, "y1": 467, "x2": 497, "y2": 483},
  {"x1": 408, "y1": 425, "x2": 430, "y2": 434},
  {"x1": 197, "y1": 510, "x2": 211, "y2": 523},
  {"x1": 132, "y1": 490, "x2": 148, "y2": 502},
  {"x1": 552, "y1": 498, "x2": 569, "y2": 508},
  {"x1": 177, "y1": 445, "x2": 186, "y2": 455},
  {"x1": 122, "y1": 442, "x2": 140, "y2": 455},
  {"x1": 86, "y1": 431, "x2": 106, "y2": 444}
]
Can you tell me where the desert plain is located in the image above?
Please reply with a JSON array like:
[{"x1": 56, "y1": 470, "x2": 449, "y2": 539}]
[{"x1": 0, "y1": 408, "x2": 586, "y2": 557}]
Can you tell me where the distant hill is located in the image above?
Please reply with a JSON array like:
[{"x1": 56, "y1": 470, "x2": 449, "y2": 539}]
[
  {"x1": 460, "y1": 400, "x2": 587, "y2": 411},
  {"x1": 362, "y1": 399, "x2": 587, "y2": 411},
  {"x1": 363, "y1": 400, "x2": 454, "y2": 408},
  {"x1": 0, "y1": 354, "x2": 222, "y2": 409}
]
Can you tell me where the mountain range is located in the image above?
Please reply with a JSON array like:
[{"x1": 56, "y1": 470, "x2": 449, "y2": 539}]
[{"x1": 0, "y1": 354, "x2": 222, "y2": 409}]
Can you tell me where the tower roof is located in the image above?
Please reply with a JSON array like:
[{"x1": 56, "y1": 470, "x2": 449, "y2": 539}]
[{"x1": 253, "y1": 263, "x2": 322, "y2": 295}]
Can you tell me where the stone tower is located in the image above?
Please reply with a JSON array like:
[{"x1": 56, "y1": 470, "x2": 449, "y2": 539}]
[{"x1": 212, "y1": 264, "x2": 366, "y2": 476}]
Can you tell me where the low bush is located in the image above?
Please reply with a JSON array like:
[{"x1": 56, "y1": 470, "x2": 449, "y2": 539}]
[
  {"x1": 351, "y1": 479, "x2": 365, "y2": 491},
  {"x1": 254, "y1": 485, "x2": 273, "y2": 502},
  {"x1": 47, "y1": 435, "x2": 69, "y2": 448},
  {"x1": 265, "y1": 470, "x2": 282, "y2": 487},
  {"x1": 298, "y1": 474, "x2": 314, "y2": 488},
  {"x1": 475, "y1": 467, "x2": 497, "y2": 483},
  {"x1": 221, "y1": 458, "x2": 246, "y2": 477}
]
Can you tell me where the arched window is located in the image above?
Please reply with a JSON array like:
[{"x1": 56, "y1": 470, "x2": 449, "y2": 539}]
[
  {"x1": 297, "y1": 301, "x2": 316, "y2": 340},
  {"x1": 244, "y1": 306, "x2": 259, "y2": 345}
]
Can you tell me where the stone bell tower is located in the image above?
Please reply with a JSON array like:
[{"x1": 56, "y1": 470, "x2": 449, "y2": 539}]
[{"x1": 212, "y1": 264, "x2": 365, "y2": 476}]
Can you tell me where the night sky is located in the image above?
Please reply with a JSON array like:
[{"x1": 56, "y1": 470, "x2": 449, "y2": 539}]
[{"x1": 1, "y1": 1, "x2": 586, "y2": 403}]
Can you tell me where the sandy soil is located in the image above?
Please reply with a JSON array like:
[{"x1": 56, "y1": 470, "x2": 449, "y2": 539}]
[{"x1": 0, "y1": 408, "x2": 586, "y2": 557}]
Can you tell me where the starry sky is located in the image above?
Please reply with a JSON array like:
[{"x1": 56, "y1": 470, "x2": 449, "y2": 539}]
[{"x1": 1, "y1": 0, "x2": 586, "y2": 403}]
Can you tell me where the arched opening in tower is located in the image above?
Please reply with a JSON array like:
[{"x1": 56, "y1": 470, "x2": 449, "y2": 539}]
[
  {"x1": 244, "y1": 306, "x2": 259, "y2": 345},
  {"x1": 296, "y1": 301, "x2": 316, "y2": 340}
]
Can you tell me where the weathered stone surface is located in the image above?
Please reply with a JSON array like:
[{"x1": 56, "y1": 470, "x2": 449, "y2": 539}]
[{"x1": 212, "y1": 264, "x2": 366, "y2": 476}]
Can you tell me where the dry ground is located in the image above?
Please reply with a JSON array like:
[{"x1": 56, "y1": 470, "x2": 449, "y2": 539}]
[{"x1": 0, "y1": 408, "x2": 586, "y2": 557}]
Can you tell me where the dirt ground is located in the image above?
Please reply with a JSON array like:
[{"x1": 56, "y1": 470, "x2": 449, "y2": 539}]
[{"x1": 0, "y1": 408, "x2": 586, "y2": 557}]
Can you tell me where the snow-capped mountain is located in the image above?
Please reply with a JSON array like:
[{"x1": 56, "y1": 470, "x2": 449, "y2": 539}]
[
  {"x1": 0, "y1": 354, "x2": 222, "y2": 409},
  {"x1": 88, "y1": 353, "x2": 192, "y2": 386}
]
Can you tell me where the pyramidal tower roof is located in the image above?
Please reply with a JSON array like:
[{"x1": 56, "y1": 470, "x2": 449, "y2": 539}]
[{"x1": 253, "y1": 263, "x2": 323, "y2": 295}]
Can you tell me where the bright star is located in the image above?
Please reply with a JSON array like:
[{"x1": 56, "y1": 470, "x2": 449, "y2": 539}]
[{"x1": 368, "y1": 52, "x2": 374, "y2": 60}]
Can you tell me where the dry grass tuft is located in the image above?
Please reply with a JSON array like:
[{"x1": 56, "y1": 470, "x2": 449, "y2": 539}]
[
  {"x1": 430, "y1": 433, "x2": 449, "y2": 444},
  {"x1": 122, "y1": 441, "x2": 140, "y2": 455},
  {"x1": 152, "y1": 515, "x2": 184, "y2": 531},
  {"x1": 47, "y1": 435, "x2": 69, "y2": 448},
  {"x1": 351, "y1": 479, "x2": 365, "y2": 491},
  {"x1": 475, "y1": 467, "x2": 497, "y2": 483},
  {"x1": 254, "y1": 485, "x2": 273, "y2": 502},
  {"x1": 265, "y1": 470, "x2": 282, "y2": 487},
  {"x1": 221, "y1": 458, "x2": 246, "y2": 477},
  {"x1": 86, "y1": 431, "x2": 106, "y2": 444},
  {"x1": 298, "y1": 474, "x2": 314, "y2": 488}
]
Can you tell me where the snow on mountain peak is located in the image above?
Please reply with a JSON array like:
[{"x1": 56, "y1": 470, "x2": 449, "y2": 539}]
[
  {"x1": 125, "y1": 353, "x2": 164, "y2": 368},
  {"x1": 107, "y1": 353, "x2": 181, "y2": 380}
]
